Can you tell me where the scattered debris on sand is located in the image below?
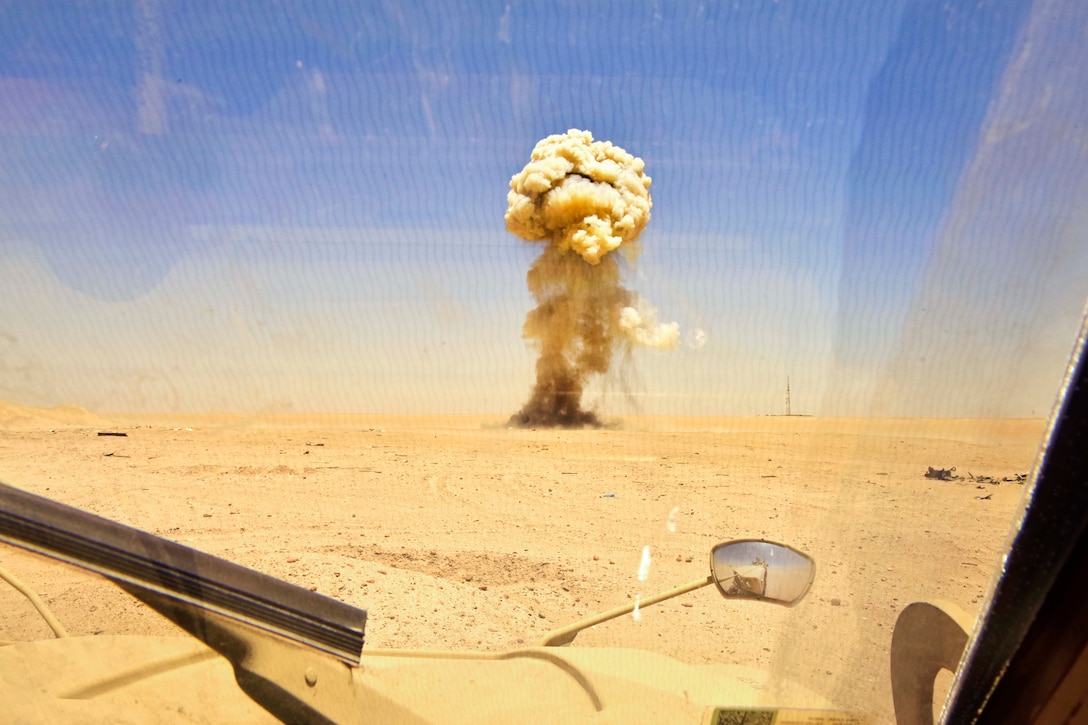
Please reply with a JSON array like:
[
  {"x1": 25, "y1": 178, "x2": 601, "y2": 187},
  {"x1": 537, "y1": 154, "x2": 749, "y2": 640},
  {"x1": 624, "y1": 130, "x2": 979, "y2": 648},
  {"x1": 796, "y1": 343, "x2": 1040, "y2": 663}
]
[
  {"x1": 929, "y1": 469, "x2": 1030, "y2": 486},
  {"x1": 924, "y1": 466, "x2": 958, "y2": 481}
]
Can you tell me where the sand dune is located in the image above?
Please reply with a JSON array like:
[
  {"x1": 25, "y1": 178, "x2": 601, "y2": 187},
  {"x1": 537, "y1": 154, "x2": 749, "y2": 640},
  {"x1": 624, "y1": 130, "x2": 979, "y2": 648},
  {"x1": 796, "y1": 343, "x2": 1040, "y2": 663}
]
[{"x1": 0, "y1": 401, "x2": 114, "y2": 430}]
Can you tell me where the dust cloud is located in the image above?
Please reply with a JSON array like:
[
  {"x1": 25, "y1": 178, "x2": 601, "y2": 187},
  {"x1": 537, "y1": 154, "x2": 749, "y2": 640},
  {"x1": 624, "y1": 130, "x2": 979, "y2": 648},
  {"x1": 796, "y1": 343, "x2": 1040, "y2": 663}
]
[{"x1": 505, "y1": 130, "x2": 678, "y2": 428}]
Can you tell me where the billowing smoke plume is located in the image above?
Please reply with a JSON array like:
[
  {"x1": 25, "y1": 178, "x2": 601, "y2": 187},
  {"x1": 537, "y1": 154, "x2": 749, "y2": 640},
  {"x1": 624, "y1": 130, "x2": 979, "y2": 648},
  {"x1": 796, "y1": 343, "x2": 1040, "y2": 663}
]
[{"x1": 506, "y1": 130, "x2": 678, "y2": 427}]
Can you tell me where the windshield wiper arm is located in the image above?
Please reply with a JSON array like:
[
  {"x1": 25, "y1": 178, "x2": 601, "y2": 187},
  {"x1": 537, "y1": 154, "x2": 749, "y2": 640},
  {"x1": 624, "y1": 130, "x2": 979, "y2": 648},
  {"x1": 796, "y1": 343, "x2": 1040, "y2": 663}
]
[{"x1": 0, "y1": 481, "x2": 366, "y2": 665}]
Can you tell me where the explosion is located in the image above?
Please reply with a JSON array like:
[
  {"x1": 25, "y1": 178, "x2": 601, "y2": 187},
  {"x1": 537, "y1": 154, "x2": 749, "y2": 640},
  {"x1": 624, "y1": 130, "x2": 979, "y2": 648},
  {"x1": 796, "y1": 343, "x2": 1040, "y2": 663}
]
[{"x1": 506, "y1": 130, "x2": 679, "y2": 428}]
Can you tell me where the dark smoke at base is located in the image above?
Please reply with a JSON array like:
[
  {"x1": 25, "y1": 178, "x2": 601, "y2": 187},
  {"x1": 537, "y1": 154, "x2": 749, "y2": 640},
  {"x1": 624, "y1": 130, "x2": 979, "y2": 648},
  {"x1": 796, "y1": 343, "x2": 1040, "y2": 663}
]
[
  {"x1": 507, "y1": 360, "x2": 601, "y2": 428},
  {"x1": 508, "y1": 246, "x2": 633, "y2": 428}
]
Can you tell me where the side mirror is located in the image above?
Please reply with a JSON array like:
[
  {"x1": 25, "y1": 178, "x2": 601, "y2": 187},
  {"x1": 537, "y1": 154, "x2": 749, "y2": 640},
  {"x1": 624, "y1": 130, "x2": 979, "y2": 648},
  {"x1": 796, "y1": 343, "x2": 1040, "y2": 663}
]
[{"x1": 710, "y1": 540, "x2": 815, "y2": 606}]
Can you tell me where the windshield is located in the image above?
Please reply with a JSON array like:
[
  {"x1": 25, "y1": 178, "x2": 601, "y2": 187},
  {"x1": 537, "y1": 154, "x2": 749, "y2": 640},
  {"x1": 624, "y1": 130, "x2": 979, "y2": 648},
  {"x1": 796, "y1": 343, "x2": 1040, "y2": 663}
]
[{"x1": 2, "y1": 2, "x2": 1087, "y2": 723}]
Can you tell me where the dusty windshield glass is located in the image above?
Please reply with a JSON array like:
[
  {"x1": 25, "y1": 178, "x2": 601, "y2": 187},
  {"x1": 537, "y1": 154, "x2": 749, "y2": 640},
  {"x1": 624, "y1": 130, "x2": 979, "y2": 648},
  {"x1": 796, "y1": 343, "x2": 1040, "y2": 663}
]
[{"x1": 2, "y1": 2, "x2": 1087, "y2": 723}]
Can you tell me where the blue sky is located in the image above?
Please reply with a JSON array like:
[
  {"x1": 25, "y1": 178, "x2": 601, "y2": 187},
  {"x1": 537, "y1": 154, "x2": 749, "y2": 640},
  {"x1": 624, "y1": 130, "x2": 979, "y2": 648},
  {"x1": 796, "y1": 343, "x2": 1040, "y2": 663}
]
[{"x1": 1, "y1": 0, "x2": 1086, "y2": 417}]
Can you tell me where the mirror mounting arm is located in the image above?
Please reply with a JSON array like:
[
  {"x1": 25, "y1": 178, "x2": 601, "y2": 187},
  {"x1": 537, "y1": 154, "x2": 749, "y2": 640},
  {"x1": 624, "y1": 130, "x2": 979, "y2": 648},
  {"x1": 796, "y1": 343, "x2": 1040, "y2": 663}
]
[{"x1": 539, "y1": 574, "x2": 714, "y2": 647}]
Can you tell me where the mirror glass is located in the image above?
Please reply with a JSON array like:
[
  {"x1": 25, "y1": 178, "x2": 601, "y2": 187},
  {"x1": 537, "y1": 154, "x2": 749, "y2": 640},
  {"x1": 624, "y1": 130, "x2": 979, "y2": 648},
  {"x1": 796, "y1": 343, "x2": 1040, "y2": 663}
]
[{"x1": 710, "y1": 540, "x2": 815, "y2": 606}]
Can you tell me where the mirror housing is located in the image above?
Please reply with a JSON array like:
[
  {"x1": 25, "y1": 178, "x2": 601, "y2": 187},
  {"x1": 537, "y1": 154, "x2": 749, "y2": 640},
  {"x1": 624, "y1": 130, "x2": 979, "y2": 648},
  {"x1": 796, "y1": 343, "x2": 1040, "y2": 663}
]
[
  {"x1": 541, "y1": 538, "x2": 816, "y2": 646},
  {"x1": 710, "y1": 540, "x2": 815, "y2": 606}
]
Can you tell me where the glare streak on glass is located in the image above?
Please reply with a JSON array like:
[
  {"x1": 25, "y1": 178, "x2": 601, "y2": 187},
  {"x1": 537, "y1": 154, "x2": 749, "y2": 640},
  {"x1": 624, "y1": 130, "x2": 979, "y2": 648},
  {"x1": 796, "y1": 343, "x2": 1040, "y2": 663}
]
[{"x1": 637, "y1": 546, "x2": 652, "y2": 582}]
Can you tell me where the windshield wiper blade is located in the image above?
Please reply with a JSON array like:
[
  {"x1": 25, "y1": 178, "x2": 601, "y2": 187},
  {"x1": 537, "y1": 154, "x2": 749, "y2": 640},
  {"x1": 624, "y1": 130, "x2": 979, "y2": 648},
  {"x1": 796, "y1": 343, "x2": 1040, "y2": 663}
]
[{"x1": 0, "y1": 481, "x2": 366, "y2": 664}]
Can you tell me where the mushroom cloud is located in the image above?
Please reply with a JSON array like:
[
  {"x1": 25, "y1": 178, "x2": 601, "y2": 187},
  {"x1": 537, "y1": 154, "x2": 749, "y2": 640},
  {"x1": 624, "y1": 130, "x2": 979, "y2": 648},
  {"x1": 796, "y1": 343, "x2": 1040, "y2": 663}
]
[{"x1": 506, "y1": 129, "x2": 679, "y2": 427}]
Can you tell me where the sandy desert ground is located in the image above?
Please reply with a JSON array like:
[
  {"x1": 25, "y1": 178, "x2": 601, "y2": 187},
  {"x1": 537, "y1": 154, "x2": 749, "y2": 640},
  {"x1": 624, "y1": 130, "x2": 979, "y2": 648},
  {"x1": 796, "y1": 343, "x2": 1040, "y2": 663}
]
[{"x1": 0, "y1": 401, "x2": 1046, "y2": 722}]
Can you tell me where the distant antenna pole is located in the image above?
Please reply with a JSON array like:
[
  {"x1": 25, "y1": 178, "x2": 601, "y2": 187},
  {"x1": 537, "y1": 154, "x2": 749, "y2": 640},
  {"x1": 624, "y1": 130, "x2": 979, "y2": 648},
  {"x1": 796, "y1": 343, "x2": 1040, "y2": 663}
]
[{"x1": 785, "y1": 376, "x2": 791, "y2": 416}]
